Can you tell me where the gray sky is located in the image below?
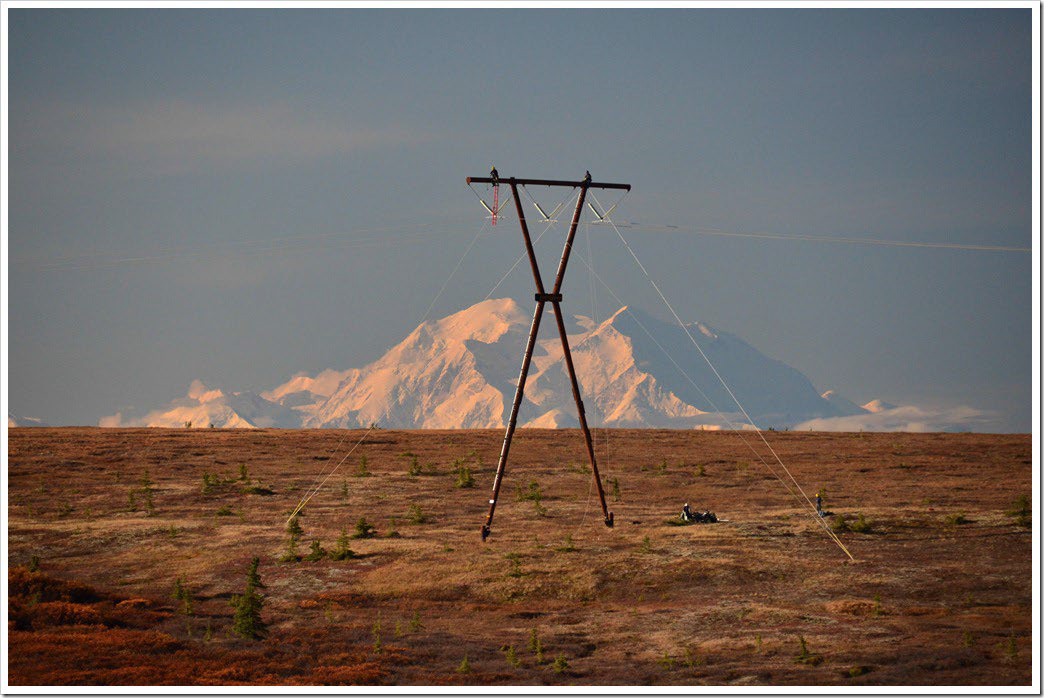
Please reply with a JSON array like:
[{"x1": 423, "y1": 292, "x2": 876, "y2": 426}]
[{"x1": 7, "y1": 8, "x2": 1033, "y2": 430}]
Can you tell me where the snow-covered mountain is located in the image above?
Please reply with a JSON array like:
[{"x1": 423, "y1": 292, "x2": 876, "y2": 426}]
[
  {"x1": 103, "y1": 298, "x2": 870, "y2": 430},
  {"x1": 8, "y1": 413, "x2": 49, "y2": 427}
]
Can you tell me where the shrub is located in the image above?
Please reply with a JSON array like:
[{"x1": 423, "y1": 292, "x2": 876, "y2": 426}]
[
  {"x1": 608, "y1": 477, "x2": 621, "y2": 502},
  {"x1": 141, "y1": 470, "x2": 156, "y2": 516},
  {"x1": 372, "y1": 614, "x2": 382, "y2": 654},
  {"x1": 238, "y1": 464, "x2": 248, "y2": 481},
  {"x1": 1007, "y1": 494, "x2": 1031, "y2": 527},
  {"x1": 849, "y1": 515, "x2": 874, "y2": 533},
  {"x1": 529, "y1": 627, "x2": 543, "y2": 662},
  {"x1": 243, "y1": 484, "x2": 274, "y2": 495},
  {"x1": 407, "y1": 504, "x2": 429, "y2": 524},
  {"x1": 456, "y1": 654, "x2": 471, "y2": 674},
  {"x1": 353, "y1": 517, "x2": 377, "y2": 539},
  {"x1": 405, "y1": 453, "x2": 422, "y2": 477},
  {"x1": 216, "y1": 505, "x2": 234, "y2": 517},
  {"x1": 355, "y1": 455, "x2": 371, "y2": 478},
  {"x1": 794, "y1": 635, "x2": 822, "y2": 665},
  {"x1": 554, "y1": 535, "x2": 577, "y2": 553},
  {"x1": 341, "y1": 480, "x2": 350, "y2": 500},
  {"x1": 944, "y1": 512, "x2": 969, "y2": 526},
  {"x1": 552, "y1": 654, "x2": 569, "y2": 673},
  {"x1": 1006, "y1": 633, "x2": 1018, "y2": 661},
  {"x1": 409, "y1": 610, "x2": 424, "y2": 632},
  {"x1": 455, "y1": 464, "x2": 474, "y2": 488},
  {"x1": 281, "y1": 515, "x2": 304, "y2": 562},
  {"x1": 231, "y1": 557, "x2": 267, "y2": 640},
  {"x1": 330, "y1": 527, "x2": 357, "y2": 560},
  {"x1": 386, "y1": 517, "x2": 401, "y2": 538},
  {"x1": 697, "y1": 463, "x2": 706, "y2": 477},
  {"x1": 28, "y1": 555, "x2": 40, "y2": 573},
  {"x1": 503, "y1": 644, "x2": 521, "y2": 667},
  {"x1": 246, "y1": 556, "x2": 265, "y2": 590},
  {"x1": 305, "y1": 539, "x2": 327, "y2": 562},
  {"x1": 505, "y1": 552, "x2": 523, "y2": 578},
  {"x1": 831, "y1": 515, "x2": 850, "y2": 533},
  {"x1": 517, "y1": 481, "x2": 543, "y2": 502},
  {"x1": 171, "y1": 577, "x2": 193, "y2": 615}
]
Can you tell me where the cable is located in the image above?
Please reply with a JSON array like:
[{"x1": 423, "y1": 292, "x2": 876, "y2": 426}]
[
  {"x1": 590, "y1": 206, "x2": 854, "y2": 559},
  {"x1": 592, "y1": 221, "x2": 1030, "y2": 254},
  {"x1": 286, "y1": 215, "x2": 492, "y2": 523}
]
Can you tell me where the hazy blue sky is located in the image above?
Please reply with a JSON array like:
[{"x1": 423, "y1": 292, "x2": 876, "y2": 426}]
[{"x1": 7, "y1": 8, "x2": 1033, "y2": 430}]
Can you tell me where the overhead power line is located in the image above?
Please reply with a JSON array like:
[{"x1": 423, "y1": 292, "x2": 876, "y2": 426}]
[{"x1": 600, "y1": 223, "x2": 1031, "y2": 253}]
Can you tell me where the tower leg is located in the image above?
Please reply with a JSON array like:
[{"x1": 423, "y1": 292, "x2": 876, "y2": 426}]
[
  {"x1": 549, "y1": 301, "x2": 613, "y2": 527},
  {"x1": 482, "y1": 299, "x2": 545, "y2": 541}
]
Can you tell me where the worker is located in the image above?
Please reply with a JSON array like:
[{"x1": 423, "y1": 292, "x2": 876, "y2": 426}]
[{"x1": 681, "y1": 502, "x2": 694, "y2": 522}]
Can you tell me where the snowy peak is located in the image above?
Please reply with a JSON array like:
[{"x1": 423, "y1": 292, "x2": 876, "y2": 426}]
[
  {"x1": 821, "y1": 390, "x2": 868, "y2": 416},
  {"x1": 100, "y1": 298, "x2": 907, "y2": 430},
  {"x1": 862, "y1": 399, "x2": 898, "y2": 413}
]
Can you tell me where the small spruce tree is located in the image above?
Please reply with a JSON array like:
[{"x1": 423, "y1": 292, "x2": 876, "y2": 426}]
[
  {"x1": 281, "y1": 515, "x2": 304, "y2": 562},
  {"x1": 305, "y1": 539, "x2": 327, "y2": 562},
  {"x1": 353, "y1": 516, "x2": 377, "y2": 539},
  {"x1": 231, "y1": 556, "x2": 267, "y2": 640},
  {"x1": 330, "y1": 527, "x2": 356, "y2": 560}
]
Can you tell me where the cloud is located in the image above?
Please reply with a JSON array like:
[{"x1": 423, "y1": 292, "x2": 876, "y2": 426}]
[
  {"x1": 13, "y1": 99, "x2": 431, "y2": 177},
  {"x1": 794, "y1": 404, "x2": 994, "y2": 432},
  {"x1": 98, "y1": 413, "x2": 123, "y2": 428}
]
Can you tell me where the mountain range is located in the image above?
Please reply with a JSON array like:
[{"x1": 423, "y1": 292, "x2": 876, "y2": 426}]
[{"x1": 92, "y1": 297, "x2": 966, "y2": 431}]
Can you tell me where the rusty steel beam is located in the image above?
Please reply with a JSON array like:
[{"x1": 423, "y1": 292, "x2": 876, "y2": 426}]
[{"x1": 467, "y1": 176, "x2": 630, "y2": 191}]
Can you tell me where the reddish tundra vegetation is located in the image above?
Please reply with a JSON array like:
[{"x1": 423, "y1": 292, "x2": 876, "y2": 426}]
[{"x1": 6, "y1": 427, "x2": 1032, "y2": 686}]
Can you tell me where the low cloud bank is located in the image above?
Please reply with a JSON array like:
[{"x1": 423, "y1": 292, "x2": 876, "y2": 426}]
[{"x1": 794, "y1": 404, "x2": 993, "y2": 432}]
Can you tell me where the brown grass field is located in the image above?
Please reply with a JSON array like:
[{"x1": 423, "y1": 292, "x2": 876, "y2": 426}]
[{"x1": 6, "y1": 427, "x2": 1032, "y2": 686}]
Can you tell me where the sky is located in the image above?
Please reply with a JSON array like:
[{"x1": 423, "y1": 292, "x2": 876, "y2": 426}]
[{"x1": 6, "y1": 8, "x2": 1034, "y2": 431}]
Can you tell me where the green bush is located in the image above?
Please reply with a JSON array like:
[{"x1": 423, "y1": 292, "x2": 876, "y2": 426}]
[
  {"x1": 353, "y1": 517, "x2": 377, "y2": 539},
  {"x1": 505, "y1": 552, "x2": 523, "y2": 578},
  {"x1": 231, "y1": 557, "x2": 267, "y2": 640},
  {"x1": 172, "y1": 576, "x2": 193, "y2": 615},
  {"x1": 794, "y1": 635, "x2": 822, "y2": 665},
  {"x1": 281, "y1": 515, "x2": 304, "y2": 562},
  {"x1": 1007, "y1": 494, "x2": 1031, "y2": 527},
  {"x1": 849, "y1": 515, "x2": 874, "y2": 533},
  {"x1": 517, "y1": 481, "x2": 543, "y2": 502},
  {"x1": 407, "y1": 503, "x2": 430, "y2": 524},
  {"x1": 455, "y1": 463, "x2": 474, "y2": 488},
  {"x1": 304, "y1": 539, "x2": 327, "y2": 562},
  {"x1": 330, "y1": 527, "x2": 357, "y2": 560},
  {"x1": 355, "y1": 455, "x2": 371, "y2": 478}
]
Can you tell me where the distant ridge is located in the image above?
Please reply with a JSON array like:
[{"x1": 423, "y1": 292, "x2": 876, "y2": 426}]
[{"x1": 103, "y1": 298, "x2": 875, "y2": 430}]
